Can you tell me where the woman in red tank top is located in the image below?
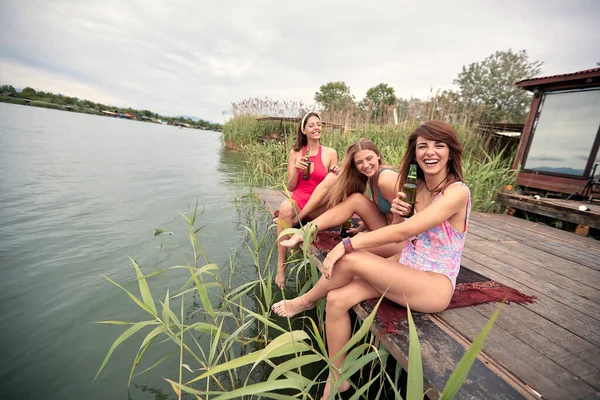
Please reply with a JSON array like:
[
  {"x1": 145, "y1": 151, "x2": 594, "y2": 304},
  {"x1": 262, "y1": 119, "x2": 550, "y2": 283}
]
[{"x1": 275, "y1": 112, "x2": 339, "y2": 289}]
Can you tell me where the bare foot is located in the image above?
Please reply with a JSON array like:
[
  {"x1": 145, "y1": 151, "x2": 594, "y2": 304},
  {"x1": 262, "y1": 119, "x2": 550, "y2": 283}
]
[
  {"x1": 271, "y1": 295, "x2": 315, "y2": 318},
  {"x1": 321, "y1": 376, "x2": 350, "y2": 400},
  {"x1": 275, "y1": 268, "x2": 286, "y2": 289},
  {"x1": 281, "y1": 232, "x2": 304, "y2": 248}
]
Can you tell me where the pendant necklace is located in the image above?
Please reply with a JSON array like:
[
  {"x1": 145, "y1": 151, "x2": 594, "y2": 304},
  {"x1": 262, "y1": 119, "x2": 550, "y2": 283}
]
[{"x1": 425, "y1": 175, "x2": 448, "y2": 196}]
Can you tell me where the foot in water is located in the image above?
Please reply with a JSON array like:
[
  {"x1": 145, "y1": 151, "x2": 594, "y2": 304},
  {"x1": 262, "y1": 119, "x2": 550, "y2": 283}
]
[
  {"x1": 271, "y1": 295, "x2": 315, "y2": 318},
  {"x1": 280, "y1": 232, "x2": 304, "y2": 248},
  {"x1": 321, "y1": 376, "x2": 351, "y2": 400}
]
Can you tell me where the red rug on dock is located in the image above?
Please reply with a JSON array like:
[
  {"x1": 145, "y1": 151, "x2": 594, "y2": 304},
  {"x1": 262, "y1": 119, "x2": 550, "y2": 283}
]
[{"x1": 312, "y1": 230, "x2": 537, "y2": 335}]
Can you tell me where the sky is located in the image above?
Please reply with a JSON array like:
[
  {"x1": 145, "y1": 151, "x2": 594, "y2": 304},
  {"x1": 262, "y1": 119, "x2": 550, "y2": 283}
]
[{"x1": 0, "y1": 0, "x2": 598, "y2": 123}]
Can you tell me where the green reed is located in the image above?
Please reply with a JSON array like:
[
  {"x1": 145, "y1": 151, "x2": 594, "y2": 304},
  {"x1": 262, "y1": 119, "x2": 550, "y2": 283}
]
[
  {"x1": 96, "y1": 198, "x2": 502, "y2": 399},
  {"x1": 224, "y1": 118, "x2": 515, "y2": 212}
]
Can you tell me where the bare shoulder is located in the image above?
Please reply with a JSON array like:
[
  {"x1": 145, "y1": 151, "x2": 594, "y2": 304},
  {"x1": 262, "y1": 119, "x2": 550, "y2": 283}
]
[
  {"x1": 322, "y1": 146, "x2": 337, "y2": 156},
  {"x1": 442, "y1": 182, "x2": 470, "y2": 202},
  {"x1": 378, "y1": 169, "x2": 399, "y2": 191},
  {"x1": 289, "y1": 148, "x2": 300, "y2": 157}
]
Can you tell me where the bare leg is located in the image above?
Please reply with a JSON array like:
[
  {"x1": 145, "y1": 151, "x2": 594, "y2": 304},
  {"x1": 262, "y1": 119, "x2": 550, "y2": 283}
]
[
  {"x1": 281, "y1": 193, "x2": 387, "y2": 248},
  {"x1": 322, "y1": 279, "x2": 380, "y2": 399},
  {"x1": 275, "y1": 199, "x2": 299, "y2": 289},
  {"x1": 272, "y1": 250, "x2": 453, "y2": 317},
  {"x1": 296, "y1": 173, "x2": 338, "y2": 222}
]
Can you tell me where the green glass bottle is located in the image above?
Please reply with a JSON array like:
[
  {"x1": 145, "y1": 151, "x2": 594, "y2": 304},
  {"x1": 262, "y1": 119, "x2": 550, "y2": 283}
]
[
  {"x1": 302, "y1": 147, "x2": 311, "y2": 180},
  {"x1": 340, "y1": 219, "x2": 352, "y2": 238},
  {"x1": 403, "y1": 164, "x2": 418, "y2": 217}
]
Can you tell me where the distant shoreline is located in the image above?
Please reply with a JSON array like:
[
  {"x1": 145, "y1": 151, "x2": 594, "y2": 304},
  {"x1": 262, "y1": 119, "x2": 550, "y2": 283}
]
[{"x1": 0, "y1": 92, "x2": 222, "y2": 132}]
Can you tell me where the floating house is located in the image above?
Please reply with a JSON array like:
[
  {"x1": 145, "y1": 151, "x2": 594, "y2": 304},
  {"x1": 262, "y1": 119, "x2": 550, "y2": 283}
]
[{"x1": 512, "y1": 67, "x2": 600, "y2": 197}]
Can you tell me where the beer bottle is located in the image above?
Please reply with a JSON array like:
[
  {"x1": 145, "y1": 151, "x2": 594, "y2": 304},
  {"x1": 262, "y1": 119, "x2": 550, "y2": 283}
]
[
  {"x1": 340, "y1": 219, "x2": 352, "y2": 238},
  {"x1": 403, "y1": 164, "x2": 418, "y2": 217},
  {"x1": 302, "y1": 147, "x2": 311, "y2": 180}
]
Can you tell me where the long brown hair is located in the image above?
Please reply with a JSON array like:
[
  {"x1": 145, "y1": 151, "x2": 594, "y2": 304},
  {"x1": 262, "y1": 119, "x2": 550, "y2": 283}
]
[
  {"x1": 327, "y1": 138, "x2": 389, "y2": 207},
  {"x1": 397, "y1": 121, "x2": 464, "y2": 195},
  {"x1": 292, "y1": 112, "x2": 320, "y2": 151}
]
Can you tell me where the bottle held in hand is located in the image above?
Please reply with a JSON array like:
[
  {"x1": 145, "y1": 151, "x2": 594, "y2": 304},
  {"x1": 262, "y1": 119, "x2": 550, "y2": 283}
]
[
  {"x1": 302, "y1": 148, "x2": 311, "y2": 180},
  {"x1": 403, "y1": 163, "x2": 418, "y2": 217},
  {"x1": 340, "y1": 219, "x2": 352, "y2": 238}
]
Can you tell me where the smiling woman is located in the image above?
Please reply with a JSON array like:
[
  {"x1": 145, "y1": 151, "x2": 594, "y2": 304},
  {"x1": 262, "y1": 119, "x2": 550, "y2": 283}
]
[{"x1": 274, "y1": 112, "x2": 339, "y2": 289}]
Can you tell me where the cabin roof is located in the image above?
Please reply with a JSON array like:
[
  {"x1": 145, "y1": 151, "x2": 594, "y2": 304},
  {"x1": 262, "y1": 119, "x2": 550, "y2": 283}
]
[{"x1": 516, "y1": 67, "x2": 600, "y2": 90}]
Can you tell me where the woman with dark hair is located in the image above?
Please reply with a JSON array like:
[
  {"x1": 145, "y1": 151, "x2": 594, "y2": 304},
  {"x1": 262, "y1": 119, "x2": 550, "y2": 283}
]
[
  {"x1": 275, "y1": 112, "x2": 339, "y2": 289},
  {"x1": 273, "y1": 121, "x2": 471, "y2": 399},
  {"x1": 280, "y1": 138, "x2": 400, "y2": 257}
]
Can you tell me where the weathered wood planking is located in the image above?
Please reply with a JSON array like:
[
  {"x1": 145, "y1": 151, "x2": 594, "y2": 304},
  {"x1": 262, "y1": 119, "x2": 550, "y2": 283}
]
[
  {"x1": 253, "y1": 188, "x2": 538, "y2": 400},
  {"x1": 467, "y1": 218, "x2": 600, "y2": 270},
  {"x1": 495, "y1": 192, "x2": 600, "y2": 229},
  {"x1": 474, "y1": 212, "x2": 600, "y2": 250}
]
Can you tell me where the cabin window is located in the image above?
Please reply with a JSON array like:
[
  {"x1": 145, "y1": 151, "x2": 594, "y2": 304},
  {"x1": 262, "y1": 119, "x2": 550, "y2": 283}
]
[{"x1": 524, "y1": 88, "x2": 600, "y2": 177}]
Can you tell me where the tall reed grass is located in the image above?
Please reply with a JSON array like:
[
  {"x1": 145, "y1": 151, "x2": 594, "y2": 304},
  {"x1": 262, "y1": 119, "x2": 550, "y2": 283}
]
[
  {"x1": 224, "y1": 113, "x2": 515, "y2": 212},
  {"x1": 97, "y1": 201, "x2": 502, "y2": 399}
]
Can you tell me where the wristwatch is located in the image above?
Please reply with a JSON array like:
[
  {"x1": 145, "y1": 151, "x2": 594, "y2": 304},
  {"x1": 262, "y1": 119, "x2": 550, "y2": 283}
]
[{"x1": 342, "y1": 237, "x2": 353, "y2": 253}]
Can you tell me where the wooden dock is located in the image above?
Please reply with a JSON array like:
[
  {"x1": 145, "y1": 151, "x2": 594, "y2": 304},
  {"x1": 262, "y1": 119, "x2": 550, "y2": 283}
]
[
  {"x1": 496, "y1": 191, "x2": 600, "y2": 229},
  {"x1": 254, "y1": 188, "x2": 600, "y2": 400}
]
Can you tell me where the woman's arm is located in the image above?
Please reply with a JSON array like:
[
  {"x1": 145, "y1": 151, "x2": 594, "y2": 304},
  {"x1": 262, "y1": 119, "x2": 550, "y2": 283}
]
[
  {"x1": 327, "y1": 147, "x2": 339, "y2": 171},
  {"x1": 378, "y1": 170, "x2": 407, "y2": 225},
  {"x1": 286, "y1": 149, "x2": 301, "y2": 191},
  {"x1": 378, "y1": 169, "x2": 399, "y2": 205},
  {"x1": 322, "y1": 184, "x2": 469, "y2": 276},
  {"x1": 358, "y1": 184, "x2": 469, "y2": 247}
]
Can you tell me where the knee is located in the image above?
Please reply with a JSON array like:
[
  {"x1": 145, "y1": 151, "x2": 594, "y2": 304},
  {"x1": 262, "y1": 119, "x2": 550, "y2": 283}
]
[
  {"x1": 278, "y1": 200, "x2": 295, "y2": 218},
  {"x1": 326, "y1": 289, "x2": 352, "y2": 314},
  {"x1": 337, "y1": 252, "x2": 359, "y2": 274},
  {"x1": 347, "y1": 192, "x2": 368, "y2": 206}
]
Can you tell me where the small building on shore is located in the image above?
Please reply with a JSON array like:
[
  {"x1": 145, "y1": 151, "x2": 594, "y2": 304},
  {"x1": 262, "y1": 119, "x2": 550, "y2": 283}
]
[{"x1": 512, "y1": 67, "x2": 600, "y2": 197}]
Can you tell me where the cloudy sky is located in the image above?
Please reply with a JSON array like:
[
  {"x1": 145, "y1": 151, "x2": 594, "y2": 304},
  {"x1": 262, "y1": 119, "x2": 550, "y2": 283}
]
[{"x1": 1, "y1": 0, "x2": 598, "y2": 123}]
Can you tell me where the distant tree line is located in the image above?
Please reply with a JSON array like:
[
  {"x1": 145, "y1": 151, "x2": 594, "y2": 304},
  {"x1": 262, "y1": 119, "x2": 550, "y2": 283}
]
[{"x1": 0, "y1": 84, "x2": 222, "y2": 131}]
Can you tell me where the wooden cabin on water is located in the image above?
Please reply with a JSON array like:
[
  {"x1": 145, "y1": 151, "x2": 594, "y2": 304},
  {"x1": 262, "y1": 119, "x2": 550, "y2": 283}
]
[{"x1": 496, "y1": 67, "x2": 600, "y2": 233}]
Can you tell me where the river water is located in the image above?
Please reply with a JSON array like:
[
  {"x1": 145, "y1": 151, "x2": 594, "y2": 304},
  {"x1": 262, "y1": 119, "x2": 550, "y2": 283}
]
[{"x1": 0, "y1": 103, "x2": 260, "y2": 399}]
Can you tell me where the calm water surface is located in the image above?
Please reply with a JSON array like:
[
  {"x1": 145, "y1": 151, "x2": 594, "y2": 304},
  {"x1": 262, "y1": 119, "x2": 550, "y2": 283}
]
[{"x1": 0, "y1": 103, "x2": 258, "y2": 399}]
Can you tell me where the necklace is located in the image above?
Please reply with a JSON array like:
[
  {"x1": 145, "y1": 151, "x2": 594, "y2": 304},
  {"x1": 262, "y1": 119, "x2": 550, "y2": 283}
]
[{"x1": 425, "y1": 175, "x2": 448, "y2": 196}]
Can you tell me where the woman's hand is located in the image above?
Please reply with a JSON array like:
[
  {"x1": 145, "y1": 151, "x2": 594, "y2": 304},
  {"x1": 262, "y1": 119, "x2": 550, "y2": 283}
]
[
  {"x1": 347, "y1": 221, "x2": 366, "y2": 235},
  {"x1": 391, "y1": 192, "x2": 414, "y2": 216},
  {"x1": 295, "y1": 156, "x2": 309, "y2": 171},
  {"x1": 328, "y1": 164, "x2": 341, "y2": 175},
  {"x1": 322, "y1": 242, "x2": 345, "y2": 279}
]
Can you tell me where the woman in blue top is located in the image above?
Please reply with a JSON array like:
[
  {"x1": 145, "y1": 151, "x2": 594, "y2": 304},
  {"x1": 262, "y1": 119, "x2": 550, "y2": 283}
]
[{"x1": 282, "y1": 138, "x2": 400, "y2": 256}]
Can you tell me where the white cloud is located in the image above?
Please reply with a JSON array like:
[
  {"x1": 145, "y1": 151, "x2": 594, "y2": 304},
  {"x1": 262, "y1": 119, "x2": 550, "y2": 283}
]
[{"x1": 1, "y1": 0, "x2": 598, "y2": 123}]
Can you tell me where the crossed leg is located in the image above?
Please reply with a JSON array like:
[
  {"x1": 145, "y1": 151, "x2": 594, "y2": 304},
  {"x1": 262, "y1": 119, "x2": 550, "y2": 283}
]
[
  {"x1": 281, "y1": 193, "x2": 388, "y2": 248},
  {"x1": 271, "y1": 250, "x2": 453, "y2": 398}
]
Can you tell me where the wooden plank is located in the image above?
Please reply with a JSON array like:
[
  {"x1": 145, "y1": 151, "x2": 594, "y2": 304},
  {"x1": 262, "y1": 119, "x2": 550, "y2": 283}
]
[
  {"x1": 467, "y1": 220, "x2": 600, "y2": 270},
  {"x1": 488, "y1": 240, "x2": 600, "y2": 289},
  {"x1": 354, "y1": 303, "x2": 536, "y2": 400},
  {"x1": 464, "y1": 239, "x2": 600, "y2": 315},
  {"x1": 495, "y1": 192, "x2": 600, "y2": 229},
  {"x1": 460, "y1": 255, "x2": 600, "y2": 347},
  {"x1": 441, "y1": 301, "x2": 598, "y2": 374},
  {"x1": 439, "y1": 306, "x2": 598, "y2": 399},
  {"x1": 472, "y1": 212, "x2": 600, "y2": 250},
  {"x1": 464, "y1": 302, "x2": 599, "y2": 390}
]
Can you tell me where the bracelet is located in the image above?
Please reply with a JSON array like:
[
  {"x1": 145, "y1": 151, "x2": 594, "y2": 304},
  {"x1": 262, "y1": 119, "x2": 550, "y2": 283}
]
[{"x1": 342, "y1": 237, "x2": 353, "y2": 253}]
